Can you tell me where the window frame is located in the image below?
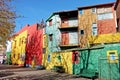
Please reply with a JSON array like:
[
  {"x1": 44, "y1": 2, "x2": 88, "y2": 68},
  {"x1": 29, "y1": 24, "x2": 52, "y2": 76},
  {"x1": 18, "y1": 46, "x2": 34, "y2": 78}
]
[
  {"x1": 79, "y1": 9, "x2": 84, "y2": 14},
  {"x1": 49, "y1": 34, "x2": 53, "y2": 41},
  {"x1": 107, "y1": 50, "x2": 118, "y2": 63},
  {"x1": 92, "y1": 23, "x2": 97, "y2": 35},
  {"x1": 91, "y1": 8, "x2": 96, "y2": 13},
  {"x1": 80, "y1": 29, "x2": 84, "y2": 35}
]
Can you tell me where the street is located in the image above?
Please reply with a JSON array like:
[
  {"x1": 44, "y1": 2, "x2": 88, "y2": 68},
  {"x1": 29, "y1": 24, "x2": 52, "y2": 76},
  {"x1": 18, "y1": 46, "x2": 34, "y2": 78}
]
[{"x1": 0, "y1": 64, "x2": 92, "y2": 80}]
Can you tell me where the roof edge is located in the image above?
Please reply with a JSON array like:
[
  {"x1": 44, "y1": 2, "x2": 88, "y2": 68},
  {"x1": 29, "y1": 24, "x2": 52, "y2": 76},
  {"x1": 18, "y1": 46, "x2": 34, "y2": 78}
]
[{"x1": 78, "y1": 2, "x2": 115, "y2": 9}]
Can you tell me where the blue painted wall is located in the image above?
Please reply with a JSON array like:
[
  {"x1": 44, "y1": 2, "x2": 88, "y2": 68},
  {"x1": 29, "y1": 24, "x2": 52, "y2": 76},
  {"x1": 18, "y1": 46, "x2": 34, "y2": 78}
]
[{"x1": 46, "y1": 14, "x2": 61, "y2": 53}]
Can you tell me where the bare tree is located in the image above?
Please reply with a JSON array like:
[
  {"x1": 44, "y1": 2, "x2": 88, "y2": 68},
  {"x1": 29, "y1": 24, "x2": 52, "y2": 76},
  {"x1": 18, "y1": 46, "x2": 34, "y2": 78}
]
[{"x1": 0, "y1": 0, "x2": 16, "y2": 46}]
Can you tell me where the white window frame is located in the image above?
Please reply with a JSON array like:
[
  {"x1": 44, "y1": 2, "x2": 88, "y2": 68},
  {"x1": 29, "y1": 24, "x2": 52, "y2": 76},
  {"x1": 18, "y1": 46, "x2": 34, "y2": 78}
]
[
  {"x1": 92, "y1": 23, "x2": 97, "y2": 35},
  {"x1": 91, "y1": 8, "x2": 96, "y2": 13}
]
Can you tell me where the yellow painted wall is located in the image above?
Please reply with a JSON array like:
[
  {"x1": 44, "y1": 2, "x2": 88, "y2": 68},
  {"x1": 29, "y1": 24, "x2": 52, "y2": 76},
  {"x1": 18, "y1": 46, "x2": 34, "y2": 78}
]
[
  {"x1": 42, "y1": 34, "x2": 73, "y2": 74},
  {"x1": 42, "y1": 34, "x2": 48, "y2": 66},
  {"x1": 45, "y1": 52, "x2": 73, "y2": 74},
  {"x1": 78, "y1": 9, "x2": 97, "y2": 48},
  {"x1": 88, "y1": 32, "x2": 120, "y2": 44},
  {"x1": 11, "y1": 30, "x2": 27, "y2": 66}
]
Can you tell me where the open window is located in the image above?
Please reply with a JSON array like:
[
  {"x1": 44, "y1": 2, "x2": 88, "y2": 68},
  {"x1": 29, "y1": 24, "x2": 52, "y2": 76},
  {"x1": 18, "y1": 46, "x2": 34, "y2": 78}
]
[{"x1": 107, "y1": 50, "x2": 118, "y2": 63}]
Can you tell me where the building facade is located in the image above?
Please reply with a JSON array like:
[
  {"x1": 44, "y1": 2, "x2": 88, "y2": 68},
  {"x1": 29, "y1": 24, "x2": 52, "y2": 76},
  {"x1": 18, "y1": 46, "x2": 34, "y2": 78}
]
[
  {"x1": 78, "y1": 3, "x2": 117, "y2": 47},
  {"x1": 115, "y1": 0, "x2": 120, "y2": 31},
  {"x1": 11, "y1": 25, "x2": 29, "y2": 66}
]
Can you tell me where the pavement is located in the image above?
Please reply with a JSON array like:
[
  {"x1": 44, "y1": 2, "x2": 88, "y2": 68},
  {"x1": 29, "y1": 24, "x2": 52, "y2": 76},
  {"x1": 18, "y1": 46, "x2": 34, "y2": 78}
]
[{"x1": 0, "y1": 64, "x2": 94, "y2": 80}]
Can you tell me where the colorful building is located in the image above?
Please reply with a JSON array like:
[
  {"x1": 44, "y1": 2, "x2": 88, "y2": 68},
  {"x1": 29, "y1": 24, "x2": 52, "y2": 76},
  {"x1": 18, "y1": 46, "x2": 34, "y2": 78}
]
[
  {"x1": 78, "y1": 2, "x2": 117, "y2": 48},
  {"x1": 44, "y1": 13, "x2": 61, "y2": 69},
  {"x1": 44, "y1": 10, "x2": 79, "y2": 70},
  {"x1": 9, "y1": 1, "x2": 120, "y2": 80},
  {"x1": 45, "y1": 13, "x2": 61, "y2": 53},
  {"x1": 25, "y1": 23, "x2": 44, "y2": 67},
  {"x1": 73, "y1": 43, "x2": 120, "y2": 80},
  {"x1": 11, "y1": 24, "x2": 29, "y2": 66},
  {"x1": 115, "y1": 0, "x2": 120, "y2": 32},
  {"x1": 56, "y1": 10, "x2": 79, "y2": 50},
  {"x1": 45, "y1": 51, "x2": 73, "y2": 74}
]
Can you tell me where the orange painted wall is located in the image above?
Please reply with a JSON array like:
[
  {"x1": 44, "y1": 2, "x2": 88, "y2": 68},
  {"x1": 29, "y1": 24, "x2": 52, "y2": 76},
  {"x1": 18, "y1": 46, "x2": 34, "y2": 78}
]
[
  {"x1": 61, "y1": 32, "x2": 69, "y2": 45},
  {"x1": 61, "y1": 17, "x2": 69, "y2": 28}
]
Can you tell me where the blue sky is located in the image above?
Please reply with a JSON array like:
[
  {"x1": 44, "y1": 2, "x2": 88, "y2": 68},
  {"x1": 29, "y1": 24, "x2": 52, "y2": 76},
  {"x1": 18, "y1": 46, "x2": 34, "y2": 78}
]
[{"x1": 13, "y1": 0, "x2": 115, "y2": 32}]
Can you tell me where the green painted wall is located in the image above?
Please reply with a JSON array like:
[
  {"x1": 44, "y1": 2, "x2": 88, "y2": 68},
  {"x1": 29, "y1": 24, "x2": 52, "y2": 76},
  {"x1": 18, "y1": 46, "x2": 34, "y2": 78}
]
[{"x1": 73, "y1": 43, "x2": 120, "y2": 80}]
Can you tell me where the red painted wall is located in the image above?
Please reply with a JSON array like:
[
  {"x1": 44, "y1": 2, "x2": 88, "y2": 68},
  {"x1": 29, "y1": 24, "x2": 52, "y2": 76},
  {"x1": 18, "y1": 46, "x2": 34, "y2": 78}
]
[
  {"x1": 26, "y1": 24, "x2": 43, "y2": 66},
  {"x1": 97, "y1": 19, "x2": 116, "y2": 34},
  {"x1": 97, "y1": 6, "x2": 117, "y2": 34}
]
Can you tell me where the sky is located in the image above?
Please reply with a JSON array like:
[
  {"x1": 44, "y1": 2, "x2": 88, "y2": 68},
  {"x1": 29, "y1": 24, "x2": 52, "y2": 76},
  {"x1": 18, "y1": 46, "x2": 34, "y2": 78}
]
[{"x1": 13, "y1": 0, "x2": 115, "y2": 32}]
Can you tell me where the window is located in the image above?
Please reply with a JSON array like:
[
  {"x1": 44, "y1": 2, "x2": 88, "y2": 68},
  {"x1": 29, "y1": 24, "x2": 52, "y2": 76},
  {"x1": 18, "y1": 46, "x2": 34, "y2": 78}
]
[
  {"x1": 72, "y1": 51, "x2": 79, "y2": 64},
  {"x1": 92, "y1": 8, "x2": 96, "y2": 13},
  {"x1": 37, "y1": 24, "x2": 41, "y2": 30},
  {"x1": 57, "y1": 55, "x2": 61, "y2": 62},
  {"x1": 92, "y1": 23, "x2": 97, "y2": 35},
  {"x1": 80, "y1": 30, "x2": 84, "y2": 35},
  {"x1": 19, "y1": 38, "x2": 21, "y2": 46},
  {"x1": 49, "y1": 34, "x2": 53, "y2": 41},
  {"x1": 43, "y1": 48, "x2": 46, "y2": 54},
  {"x1": 97, "y1": 12, "x2": 113, "y2": 20},
  {"x1": 79, "y1": 9, "x2": 83, "y2": 14},
  {"x1": 14, "y1": 40, "x2": 16, "y2": 48},
  {"x1": 107, "y1": 50, "x2": 118, "y2": 63},
  {"x1": 49, "y1": 19, "x2": 52, "y2": 26},
  {"x1": 48, "y1": 54, "x2": 51, "y2": 62}
]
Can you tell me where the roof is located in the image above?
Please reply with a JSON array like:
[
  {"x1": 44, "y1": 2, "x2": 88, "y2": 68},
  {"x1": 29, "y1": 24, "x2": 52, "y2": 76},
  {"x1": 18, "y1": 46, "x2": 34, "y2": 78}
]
[
  {"x1": 46, "y1": 13, "x2": 56, "y2": 22},
  {"x1": 14, "y1": 24, "x2": 30, "y2": 35},
  {"x1": 54, "y1": 10, "x2": 78, "y2": 14},
  {"x1": 114, "y1": 0, "x2": 120, "y2": 10},
  {"x1": 46, "y1": 9, "x2": 77, "y2": 22},
  {"x1": 78, "y1": 2, "x2": 115, "y2": 9}
]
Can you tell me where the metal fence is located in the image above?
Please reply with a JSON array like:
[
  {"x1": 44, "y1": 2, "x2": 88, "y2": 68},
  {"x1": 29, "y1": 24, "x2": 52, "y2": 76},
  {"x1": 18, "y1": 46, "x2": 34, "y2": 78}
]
[{"x1": 98, "y1": 56, "x2": 120, "y2": 80}]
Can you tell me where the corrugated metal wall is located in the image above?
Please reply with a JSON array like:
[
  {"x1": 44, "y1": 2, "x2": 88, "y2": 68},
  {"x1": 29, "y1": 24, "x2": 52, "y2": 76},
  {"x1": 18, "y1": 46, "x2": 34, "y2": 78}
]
[
  {"x1": 68, "y1": 18, "x2": 78, "y2": 27},
  {"x1": 61, "y1": 32, "x2": 78, "y2": 45},
  {"x1": 61, "y1": 17, "x2": 78, "y2": 28},
  {"x1": 69, "y1": 32, "x2": 78, "y2": 45}
]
